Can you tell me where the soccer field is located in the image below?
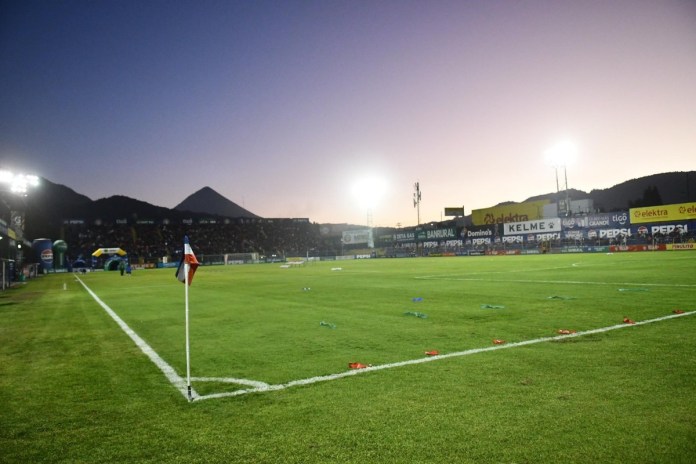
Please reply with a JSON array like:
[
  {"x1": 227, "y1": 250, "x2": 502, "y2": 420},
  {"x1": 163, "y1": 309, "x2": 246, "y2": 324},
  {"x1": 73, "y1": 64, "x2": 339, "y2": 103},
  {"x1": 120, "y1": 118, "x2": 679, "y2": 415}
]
[{"x1": 2, "y1": 253, "x2": 696, "y2": 463}]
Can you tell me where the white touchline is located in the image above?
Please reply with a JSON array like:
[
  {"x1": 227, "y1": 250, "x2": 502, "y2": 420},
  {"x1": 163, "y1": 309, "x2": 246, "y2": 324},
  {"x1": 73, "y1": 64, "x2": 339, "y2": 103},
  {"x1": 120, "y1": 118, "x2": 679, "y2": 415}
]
[
  {"x1": 194, "y1": 310, "x2": 696, "y2": 402},
  {"x1": 414, "y1": 276, "x2": 696, "y2": 288},
  {"x1": 75, "y1": 275, "x2": 197, "y2": 401}
]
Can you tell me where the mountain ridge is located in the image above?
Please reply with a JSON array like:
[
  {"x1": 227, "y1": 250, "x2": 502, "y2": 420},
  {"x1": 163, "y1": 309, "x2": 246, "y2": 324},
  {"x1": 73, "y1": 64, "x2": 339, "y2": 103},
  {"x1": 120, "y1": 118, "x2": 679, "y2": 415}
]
[{"x1": 522, "y1": 172, "x2": 694, "y2": 211}]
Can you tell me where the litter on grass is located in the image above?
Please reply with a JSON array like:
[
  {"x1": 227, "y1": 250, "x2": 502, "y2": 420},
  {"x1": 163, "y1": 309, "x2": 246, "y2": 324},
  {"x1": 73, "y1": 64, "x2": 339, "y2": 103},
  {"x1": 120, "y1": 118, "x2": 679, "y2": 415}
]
[
  {"x1": 623, "y1": 317, "x2": 636, "y2": 325},
  {"x1": 557, "y1": 329, "x2": 577, "y2": 335},
  {"x1": 348, "y1": 362, "x2": 370, "y2": 369},
  {"x1": 673, "y1": 309, "x2": 685, "y2": 314},
  {"x1": 320, "y1": 321, "x2": 336, "y2": 329},
  {"x1": 412, "y1": 297, "x2": 423, "y2": 302},
  {"x1": 547, "y1": 295, "x2": 576, "y2": 300},
  {"x1": 493, "y1": 339, "x2": 506, "y2": 345},
  {"x1": 425, "y1": 350, "x2": 440, "y2": 356},
  {"x1": 404, "y1": 311, "x2": 428, "y2": 319},
  {"x1": 480, "y1": 304, "x2": 505, "y2": 309}
]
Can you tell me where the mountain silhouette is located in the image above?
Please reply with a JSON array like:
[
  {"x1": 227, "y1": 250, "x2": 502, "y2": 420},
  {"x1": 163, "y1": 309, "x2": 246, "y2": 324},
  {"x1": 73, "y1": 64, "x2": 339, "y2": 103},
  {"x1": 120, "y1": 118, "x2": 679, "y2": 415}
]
[
  {"x1": 586, "y1": 172, "x2": 693, "y2": 211},
  {"x1": 174, "y1": 187, "x2": 259, "y2": 218},
  {"x1": 20, "y1": 181, "x2": 259, "y2": 239}
]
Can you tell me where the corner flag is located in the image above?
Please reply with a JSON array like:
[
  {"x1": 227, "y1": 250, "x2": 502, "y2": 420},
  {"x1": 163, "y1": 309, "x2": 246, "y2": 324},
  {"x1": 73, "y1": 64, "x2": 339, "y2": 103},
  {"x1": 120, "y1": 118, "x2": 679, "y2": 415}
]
[
  {"x1": 177, "y1": 235, "x2": 200, "y2": 402},
  {"x1": 176, "y1": 235, "x2": 199, "y2": 285}
]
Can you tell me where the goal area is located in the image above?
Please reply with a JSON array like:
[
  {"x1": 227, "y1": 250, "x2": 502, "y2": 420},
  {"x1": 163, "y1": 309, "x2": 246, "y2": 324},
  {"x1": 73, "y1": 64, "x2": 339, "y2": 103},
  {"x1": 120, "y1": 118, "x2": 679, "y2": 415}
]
[{"x1": 223, "y1": 253, "x2": 260, "y2": 264}]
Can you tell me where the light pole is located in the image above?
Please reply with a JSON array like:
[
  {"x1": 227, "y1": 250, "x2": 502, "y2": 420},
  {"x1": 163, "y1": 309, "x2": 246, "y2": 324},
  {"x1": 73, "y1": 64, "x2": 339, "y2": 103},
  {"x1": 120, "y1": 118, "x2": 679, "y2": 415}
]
[
  {"x1": 352, "y1": 176, "x2": 387, "y2": 226},
  {"x1": 544, "y1": 141, "x2": 577, "y2": 217},
  {"x1": 0, "y1": 170, "x2": 40, "y2": 283},
  {"x1": 413, "y1": 181, "x2": 422, "y2": 225},
  {"x1": 0, "y1": 171, "x2": 39, "y2": 239},
  {"x1": 351, "y1": 176, "x2": 386, "y2": 248}
]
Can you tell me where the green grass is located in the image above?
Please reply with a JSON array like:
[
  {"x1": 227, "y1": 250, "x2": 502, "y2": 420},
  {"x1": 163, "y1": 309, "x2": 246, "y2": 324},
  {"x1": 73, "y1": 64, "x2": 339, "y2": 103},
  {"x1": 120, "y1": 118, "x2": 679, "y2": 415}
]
[{"x1": 2, "y1": 252, "x2": 695, "y2": 463}]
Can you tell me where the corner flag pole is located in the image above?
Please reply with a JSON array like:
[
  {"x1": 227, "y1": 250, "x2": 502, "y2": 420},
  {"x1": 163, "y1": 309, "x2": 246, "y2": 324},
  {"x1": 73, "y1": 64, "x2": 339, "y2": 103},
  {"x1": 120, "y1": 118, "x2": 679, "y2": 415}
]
[
  {"x1": 184, "y1": 261, "x2": 192, "y2": 401},
  {"x1": 178, "y1": 235, "x2": 199, "y2": 402}
]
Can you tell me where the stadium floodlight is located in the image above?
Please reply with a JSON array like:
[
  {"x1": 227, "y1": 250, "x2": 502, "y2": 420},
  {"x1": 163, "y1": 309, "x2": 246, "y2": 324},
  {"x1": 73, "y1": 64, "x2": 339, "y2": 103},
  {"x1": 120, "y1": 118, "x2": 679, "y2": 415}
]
[
  {"x1": 0, "y1": 170, "x2": 39, "y2": 251},
  {"x1": 544, "y1": 140, "x2": 577, "y2": 216},
  {"x1": 352, "y1": 176, "x2": 387, "y2": 227},
  {"x1": 0, "y1": 170, "x2": 40, "y2": 195},
  {"x1": 544, "y1": 140, "x2": 577, "y2": 168}
]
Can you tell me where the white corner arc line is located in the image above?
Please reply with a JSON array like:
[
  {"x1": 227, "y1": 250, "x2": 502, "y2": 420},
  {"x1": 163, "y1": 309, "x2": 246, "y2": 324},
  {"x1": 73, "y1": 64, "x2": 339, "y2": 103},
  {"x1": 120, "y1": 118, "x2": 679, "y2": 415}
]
[
  {"x1": 75, "y1": 275, "x2": 197, "y2": 401},
  {"x1": 191, "y1": 377, "x2": 270, "y2": 389},
  {"x1": 194, "y1": 310, "x2": 696, "y2": 402}
]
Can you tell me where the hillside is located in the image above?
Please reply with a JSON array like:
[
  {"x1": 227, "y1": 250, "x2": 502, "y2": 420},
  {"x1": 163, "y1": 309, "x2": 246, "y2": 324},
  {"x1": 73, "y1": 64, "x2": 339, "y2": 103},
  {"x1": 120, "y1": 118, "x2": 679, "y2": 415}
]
[
  {"x1": 20, "y1": 181, "x2": 246, "y2": 239},
  {"x1": 522, "y1": 171, "x2": 695, "y2": 212}
]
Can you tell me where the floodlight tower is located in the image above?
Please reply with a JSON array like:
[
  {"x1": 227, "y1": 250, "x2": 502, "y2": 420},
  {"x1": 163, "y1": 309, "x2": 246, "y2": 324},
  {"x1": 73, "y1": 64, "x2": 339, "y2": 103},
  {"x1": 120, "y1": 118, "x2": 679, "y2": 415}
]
[
  {"x1": 352, "y1": 176, "x2": 386, "y2": 228},
  {"x1": 544, "y1": 141, "x2": 577, "y2": 217},
  {"x1": 0, "y1": 170, "x2": 39, "y2": 238},
  {"x1": 413, "y1": 181, "x2": 422, "y2": 225},
  {"x1": 0, "y1": 170, "x2": 40, "y2": 285}
]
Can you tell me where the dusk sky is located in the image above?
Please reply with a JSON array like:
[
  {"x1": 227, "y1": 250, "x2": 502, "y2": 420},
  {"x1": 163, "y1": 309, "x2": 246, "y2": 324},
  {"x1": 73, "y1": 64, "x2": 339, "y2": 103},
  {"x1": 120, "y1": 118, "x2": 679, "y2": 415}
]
[{"x1": 1, "y1": 0, "x2": 695, "y2": 227}]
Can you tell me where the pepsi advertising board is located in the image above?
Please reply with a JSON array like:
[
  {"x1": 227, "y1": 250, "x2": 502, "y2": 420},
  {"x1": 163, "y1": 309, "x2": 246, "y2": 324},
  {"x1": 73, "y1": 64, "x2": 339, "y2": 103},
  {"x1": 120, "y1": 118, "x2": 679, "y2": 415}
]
[{"x1": 32, "y1": 238, "x2": 53, "y2": 271}]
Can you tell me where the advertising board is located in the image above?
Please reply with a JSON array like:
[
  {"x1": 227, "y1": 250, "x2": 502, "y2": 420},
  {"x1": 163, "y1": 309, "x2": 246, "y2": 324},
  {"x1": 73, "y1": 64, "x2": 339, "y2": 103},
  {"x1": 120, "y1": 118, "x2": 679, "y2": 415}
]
[
  {"x1": 667, "y1": 243, "x2": 695, "y2": 251},
  {"x1": 463, "y1": 225, "x2": 497, "y2": 245},
  {"x1": 630, "y1": 202, "x2": 696, "y2": 224},
  {"x1": 471, "y1": 200, "x2": 548, "y2": 226},
  {"x1": 503, "y1": 218, "x2": 561, "y2": 235},
  {"x1": 342, "y1": 229, "x2": 373, "y2": 245},
  {"x1": 393, "y1": 231, "x2": 416, "y2": 243}
]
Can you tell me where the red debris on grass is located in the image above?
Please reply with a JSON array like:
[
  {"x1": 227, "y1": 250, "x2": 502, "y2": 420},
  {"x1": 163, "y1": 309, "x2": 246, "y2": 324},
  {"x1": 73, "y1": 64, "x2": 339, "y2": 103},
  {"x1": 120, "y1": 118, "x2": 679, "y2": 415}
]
[
  {"x1": 557, "y1": 329, "x2": 577, "y2": 335},
  {"x1": 623, "y1": 317, "x2": 636, "y2": 325},
  {"x1": 425, "y1": 350, "x2": 440, "y2": 356},
  {"x1": 493, "y1": 339, "x2": 506, "y2": 345},
  {"x1": 673, "y1": 309, "x2": 685, "y2": 314},
  {"x1": 348, "y1": 362, "x2": 369, "y2": 369}
]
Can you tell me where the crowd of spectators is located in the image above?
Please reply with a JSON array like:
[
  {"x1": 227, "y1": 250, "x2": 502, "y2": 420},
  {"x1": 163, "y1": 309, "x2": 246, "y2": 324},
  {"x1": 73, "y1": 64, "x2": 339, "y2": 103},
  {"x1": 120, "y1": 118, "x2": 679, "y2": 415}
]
[{"x1": 61, "y1": 219, "x2": 343, "y2": 265}]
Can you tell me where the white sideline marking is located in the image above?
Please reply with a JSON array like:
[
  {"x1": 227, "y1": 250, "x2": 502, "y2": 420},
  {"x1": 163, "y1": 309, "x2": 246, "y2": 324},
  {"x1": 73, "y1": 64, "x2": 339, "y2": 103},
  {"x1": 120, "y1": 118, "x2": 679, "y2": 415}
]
[
  {"x1": 415, "y1": 276, "x2": 696, "y2": 288},
  {"x1": 194, "y1": 310, "x2": 696, "y2": 402},
  {"x1": 75, "y1": 276, "x2": 197, "y2": 400}
]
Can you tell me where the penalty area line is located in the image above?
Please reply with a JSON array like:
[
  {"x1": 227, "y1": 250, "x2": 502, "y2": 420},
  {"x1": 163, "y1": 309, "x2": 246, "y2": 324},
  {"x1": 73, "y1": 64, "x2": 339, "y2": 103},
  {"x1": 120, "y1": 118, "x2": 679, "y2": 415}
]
[
  {"x1": 75, "y1": 275, "x2": 197, "y2": 401},
  {"x1": 194, "y1": 310, "x2": 696, "y2": 402}
]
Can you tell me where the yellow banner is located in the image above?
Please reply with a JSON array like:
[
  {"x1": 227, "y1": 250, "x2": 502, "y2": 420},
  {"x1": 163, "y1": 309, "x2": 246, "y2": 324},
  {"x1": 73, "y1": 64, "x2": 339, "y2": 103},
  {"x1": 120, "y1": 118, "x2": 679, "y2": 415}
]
[
  {"x1": 92, "y1": 247, "x2": 127, "y2": 257},
  {"x1": 630, "y1": 202, "x2": 696, "y2": 224},
  {"x1": 667, "y1": 243, "x2": 695, "y2": 251},
  {"x1": 472, "y1": 200, "x2": 548, "y2": 226}
]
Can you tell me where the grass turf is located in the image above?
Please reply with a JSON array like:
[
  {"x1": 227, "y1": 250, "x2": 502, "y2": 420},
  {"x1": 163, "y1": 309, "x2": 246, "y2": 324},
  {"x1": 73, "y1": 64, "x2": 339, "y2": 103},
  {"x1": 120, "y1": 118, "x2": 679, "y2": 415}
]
[{"x1": 1, "y1": 252, "x2": 695, "y2": 463}]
